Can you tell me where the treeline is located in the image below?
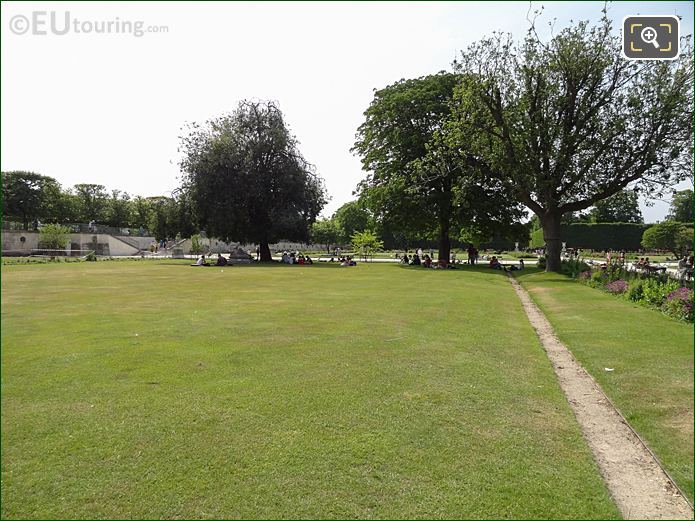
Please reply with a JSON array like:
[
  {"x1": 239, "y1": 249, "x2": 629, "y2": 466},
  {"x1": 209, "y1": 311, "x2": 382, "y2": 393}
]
[
  {"x1": 529, "y1": 223, "x2": 651, "y2": 251},
  {"x1": 1, "y1": 171, "x2": 196, "y2": 240},
  {"x1": 529, "y1": 221, "x2": 693, "y2": 256},
  {"x1": 311, "y1": 199, "x2": 530, "y2": 252}
]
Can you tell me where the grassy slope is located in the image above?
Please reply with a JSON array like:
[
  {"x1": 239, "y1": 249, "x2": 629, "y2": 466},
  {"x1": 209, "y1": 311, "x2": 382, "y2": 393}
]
[
  {"x1": 516, "y1": 270, "x2": 694, "y2": 502},
  {"x1": 2, "y1": 261, "x2": 619, "y2": 519}
]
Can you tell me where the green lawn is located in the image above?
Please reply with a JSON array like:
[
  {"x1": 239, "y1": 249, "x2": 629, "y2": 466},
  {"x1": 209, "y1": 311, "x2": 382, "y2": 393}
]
[
  {"x1": 515, "y1": 270, "x2": 694, "y2": 502},
  {"x1": 1, "y1": 261, "x2": 621, "y2": 519}
]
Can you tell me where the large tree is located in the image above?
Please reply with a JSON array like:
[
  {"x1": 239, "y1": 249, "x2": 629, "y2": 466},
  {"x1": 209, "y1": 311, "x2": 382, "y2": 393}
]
[
  {"x1": 667, "y1": 189, "x2": 694, "y2": 223},
  {"x1": 179, "y1": 100, "x2": 327, "y2": 261},
  {"x1": 588, "y1": 189, "x2": 643, "y2": 223},
  {"x1": 353, "y1": 73, "x2": 519, "y2": 264},
  {"x1": 333, "y1": 200, "x2": 374, "y2": 243},
  {"x1": 146, "y1": 196, "x2": 174, "y2": 241},
  {"x1": 310, "y1": 218, "x2": 341, "y2": 253},
  {"x1": 73, "y1": 183, "x2": 109, "y2": 223},
  {"x1": 642, "y1": 221, "x2": 692, "y2": 257},
  {"x1": 452, "y1": 13, "x2": 693, "y2": 271},
  {"x1": 106, "y1": 190, "x2": 133, "y2": 228},
  {"x1": 1, "y1": 171, "x2": 63, "y2": 229}
]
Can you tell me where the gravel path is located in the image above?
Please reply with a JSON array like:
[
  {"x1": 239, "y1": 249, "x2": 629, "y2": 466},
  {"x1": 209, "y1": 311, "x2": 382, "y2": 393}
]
[{"x1": 509, "y1": 274, "x2": 693, "y2": 520}]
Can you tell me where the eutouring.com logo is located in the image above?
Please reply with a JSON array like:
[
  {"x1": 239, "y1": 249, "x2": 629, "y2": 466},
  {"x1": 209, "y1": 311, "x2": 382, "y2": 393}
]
[{"x1": 9, "y1": 11, "x2": 169, "y2": 38}]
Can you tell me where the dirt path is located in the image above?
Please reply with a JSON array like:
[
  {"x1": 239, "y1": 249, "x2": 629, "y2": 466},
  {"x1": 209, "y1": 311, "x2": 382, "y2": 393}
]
[{"x1": 508, "y1": 274, "x2": 693, "y2": 520}]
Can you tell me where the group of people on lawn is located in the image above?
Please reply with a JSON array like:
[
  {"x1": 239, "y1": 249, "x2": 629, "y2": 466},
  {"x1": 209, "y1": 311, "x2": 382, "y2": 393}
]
[
  {"x1": 191, "y1": 251, "x2": 357, "y2": 267},
  {"x1": 400, "y1": 246, "x2": 523, "y2": 272},
  {"x1": 193, "y1": 254, "x2": 228, "y2": 267},
  {"x1": 488, "y1": 256, "x2": 524, "y2": 272},
  {"x1": 401, "y1": 249, "x2": 455, "y2": 269},
  {"x1": 280, "y1": 251, "x2": 313, "y2": 265}
]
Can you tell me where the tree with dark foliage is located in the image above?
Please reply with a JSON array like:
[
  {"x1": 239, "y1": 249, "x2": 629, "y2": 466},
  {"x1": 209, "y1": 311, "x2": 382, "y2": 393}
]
[
  {"x1": 2, "y1": 171, "x2": 62, "y2": 230},
  {"x1": 179, "y1": 100, "x2": 327, "y2": 261}
]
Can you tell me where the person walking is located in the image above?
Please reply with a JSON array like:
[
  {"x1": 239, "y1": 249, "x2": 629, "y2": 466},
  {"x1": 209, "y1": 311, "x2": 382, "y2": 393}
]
[{"x1": 467, "y1": 244, "x2": 475, "y2": 265}]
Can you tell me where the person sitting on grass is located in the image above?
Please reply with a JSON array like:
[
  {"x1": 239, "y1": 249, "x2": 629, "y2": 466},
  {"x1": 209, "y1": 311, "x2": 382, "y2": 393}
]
[
  {"x1": 215, "y1": 254, "x2": 228, "y2": 266},
  {"x1": 340, "y1": 257, "x2": 350, "y2": 267},
  {"x1": 411, "y1": 254, "x2": 421, "y2": 266},
  {"x1": 489, "y1": 256, "x2": 506, "y2": 271},
  {"x1": 423, "y1": 255, "x2": 432, "y2": 268},
  {"x1": 435, "y1": 259, "x2": 449, "y2": 269},
  {"x1": 192, "y1": 255, "x2": 209, "y2": 266},
  {"x1": 305, "y1": 255, "x2": 313, "y2": 265}
]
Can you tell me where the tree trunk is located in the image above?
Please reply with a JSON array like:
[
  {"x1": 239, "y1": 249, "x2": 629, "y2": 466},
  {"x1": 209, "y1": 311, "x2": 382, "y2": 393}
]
[
  {"x1": 259, "y1": 241, "x2": 272, "y2": 262},
  {"x1": 438, "y1": 222, "x2": 451, "y2": 266},
  {"x1": 541, "y1": 212, "x2": 562, "y2": 273}
]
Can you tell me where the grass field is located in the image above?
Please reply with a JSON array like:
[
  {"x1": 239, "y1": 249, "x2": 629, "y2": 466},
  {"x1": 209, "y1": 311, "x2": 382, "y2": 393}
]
[
  {"x1": 1, "y1": 261, "x2": 624, "y2": 518},
  {"x1": 516, "y1": 270, "x2": 694, "y2": 502}
]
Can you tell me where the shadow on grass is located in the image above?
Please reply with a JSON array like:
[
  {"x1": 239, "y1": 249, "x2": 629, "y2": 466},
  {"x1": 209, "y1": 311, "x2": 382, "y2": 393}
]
[
  {"x1": 157, "y1": 260, "x2": 346, "y2": 269},
  {"x1": 395, "y1": 263, "x2": 513, "y2": 278},
  {"x1": 513, "y1": 269, "x2": 577, "y2": 283}
]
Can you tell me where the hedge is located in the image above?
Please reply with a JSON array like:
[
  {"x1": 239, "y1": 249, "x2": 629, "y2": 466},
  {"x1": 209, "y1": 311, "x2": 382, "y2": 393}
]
[{"x1": 529, "y1": 223, "x2": 653, "y2": 250}]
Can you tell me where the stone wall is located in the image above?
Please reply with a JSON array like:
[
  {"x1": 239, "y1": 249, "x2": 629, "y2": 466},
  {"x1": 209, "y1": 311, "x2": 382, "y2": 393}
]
[{"x1": 1, "y1": 230, "x2": 153, "y2": 256}]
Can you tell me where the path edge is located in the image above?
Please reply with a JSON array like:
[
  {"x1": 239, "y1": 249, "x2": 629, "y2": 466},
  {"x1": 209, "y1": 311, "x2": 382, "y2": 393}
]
[{"x1": 508, "y1": 271, "x2": 694, "y2": 517}]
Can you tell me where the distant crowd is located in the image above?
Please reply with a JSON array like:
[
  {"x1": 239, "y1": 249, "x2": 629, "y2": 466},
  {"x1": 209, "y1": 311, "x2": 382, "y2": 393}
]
[
  {"x1": 280, "y1": 251, "x2": 314, "y2": 265},
  {"x1": 398, "y1": 246, "x2": 524, "y2": 272},
  {"x1": 191, "y1": 250, "x2": 359, "y2": 268}
]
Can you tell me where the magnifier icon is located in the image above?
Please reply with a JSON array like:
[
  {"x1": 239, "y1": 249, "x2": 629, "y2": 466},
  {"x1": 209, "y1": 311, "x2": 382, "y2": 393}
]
[{"x1": 640, "y1": 26, "x2": 660, "y2": 48}]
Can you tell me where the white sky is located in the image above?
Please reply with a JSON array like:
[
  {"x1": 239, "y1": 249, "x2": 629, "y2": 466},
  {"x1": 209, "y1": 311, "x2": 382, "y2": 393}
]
[{"x1": 2, "y1": 1, "x2": 693, "y2": 222}]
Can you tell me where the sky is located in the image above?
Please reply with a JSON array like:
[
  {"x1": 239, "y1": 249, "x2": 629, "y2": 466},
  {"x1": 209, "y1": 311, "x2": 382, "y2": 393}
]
[{"x1": 2, "y1": 1, "x2": 693, "y2": 222}]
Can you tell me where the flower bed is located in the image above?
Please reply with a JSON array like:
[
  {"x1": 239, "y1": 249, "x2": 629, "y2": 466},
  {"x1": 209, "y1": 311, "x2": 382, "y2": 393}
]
[{"x1": 564, "y1": 260, "x2": 693, "y2": 323}]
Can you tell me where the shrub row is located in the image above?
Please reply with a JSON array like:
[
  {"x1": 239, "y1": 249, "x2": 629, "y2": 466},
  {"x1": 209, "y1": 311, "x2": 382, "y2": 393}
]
[
  {"x1": 530, "y1": 223, "x2": 652, "y2": 250},
  {"x1": 564, "y1": 260, "x2": 693, "y2": 322}
]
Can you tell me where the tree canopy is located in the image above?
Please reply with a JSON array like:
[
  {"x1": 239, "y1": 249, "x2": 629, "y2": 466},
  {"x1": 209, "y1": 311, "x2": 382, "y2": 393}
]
[
  {"x1": 588, "y1": 190, "x2": 643, "y2": 223},
  {"x1": 179, "y1": 100, "x2": 327, "y2": 261},
  {"x1": 451, "y1": 13, "x2": 693, "y2": 270},
  {"x1": 333, "y1": 201, "x2": 374, "y2": 243},
  {"x1": 38, "y1": 224, "x2": 71, "y2": 250},
  {"x1": 353, "y1": 73, "x2": 521, "y2": 263},
  {"x1": 642, "y1": 221, "x2": 693, "y2": 257},
  {"x1": 667, "y1": 189, "x2": 694, "y2": 223},
  {"x1": 310, "y1": 218, "x2": 342, "y2": 252},
  {"x1": 73, "y1": 184, "x2": 109, "y2": 223},
  {"x1": 2, "y1": 171, "x2": 62, "y2": 229},
  {"x1": 351, "y1": 230, "x2": 384, "y2": 261}
]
